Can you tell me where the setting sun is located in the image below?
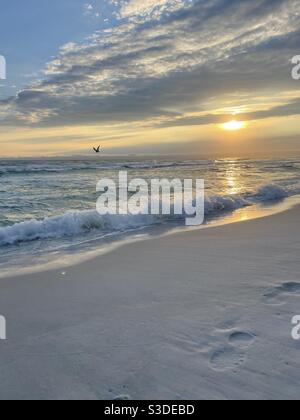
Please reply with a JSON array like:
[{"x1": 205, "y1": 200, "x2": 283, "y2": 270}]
[{"x1": 222, "y1": 120, "x2": 246, "y2": 131}]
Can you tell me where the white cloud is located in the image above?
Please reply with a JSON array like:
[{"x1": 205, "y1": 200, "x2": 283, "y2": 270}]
[
  {"x1": 117, "y1": 0, "x2": 191, "y2": 21},
  {"x1": 1, "y1": 0, "x2": 300, "y2": 127},
  {"x1": 84, "y1": 3, "x2": 94, "y2": 15},
  {"x1": 84, "y1": 2, "x2": 102, "y2": 19}
]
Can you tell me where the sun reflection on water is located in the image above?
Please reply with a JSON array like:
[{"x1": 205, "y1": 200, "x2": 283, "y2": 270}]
[{"x1": 223, "y1": 161, "x2": 243, "y2": 195}]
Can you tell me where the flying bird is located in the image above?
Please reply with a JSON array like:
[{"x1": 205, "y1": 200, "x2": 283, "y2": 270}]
[{"x1": 93, "y1": 145, "x2": 101, "y2": 153}]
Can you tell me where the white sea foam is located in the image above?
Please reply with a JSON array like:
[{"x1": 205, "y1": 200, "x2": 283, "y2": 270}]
[
  {"x1": 255, "y1": 184, "x2": 288, "y2": 201},
  {"x1": 0, "y1": 210, "x2": 154, "y2": 246},
  {"x1": 0, "y1": 183, "x2": 296, "y2": 247}
]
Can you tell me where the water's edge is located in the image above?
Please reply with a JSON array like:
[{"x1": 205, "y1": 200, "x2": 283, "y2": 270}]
[{"x1": 1, "y1": 194, "x2": 299, "y2": 280}]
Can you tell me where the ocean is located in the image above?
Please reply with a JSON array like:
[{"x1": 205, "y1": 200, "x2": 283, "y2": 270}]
[{"x1": 0, "y1": 157, "x2": 299, "y2": 276}]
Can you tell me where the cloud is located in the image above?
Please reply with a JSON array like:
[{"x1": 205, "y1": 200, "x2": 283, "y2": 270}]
[
  {"x1": 83, "y1": 2, "x2": 102, "y2": 19},
  {"x1": 1, "y1": 0, "x2": 300, "y2": 129},
  {"x1": 115, "y1": 0, "x2": 191, "y2": 22},
  {"x1": 156, "y1": 98, "x2": 300, "y2": 128},
  {"x1": 84, "y1": 3, "x2": 94, "y2": 14}
]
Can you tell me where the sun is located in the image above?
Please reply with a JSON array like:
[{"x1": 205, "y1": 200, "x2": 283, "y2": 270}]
[{"x1": 222, "y1": 120, "x2": 246, "y2": 131}]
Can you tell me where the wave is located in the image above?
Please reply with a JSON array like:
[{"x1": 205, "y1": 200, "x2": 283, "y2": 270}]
[
  {"x1": 1, "y1": 159, "x2": 299, "y2": 177},
  {"x1": 0, "y1": 210, "x2": 155, "y2": 246},
  {"x1": 0, "y1": 160, "x2": 212, "y2": 176},
  {"x1": 253, "y1": 184, "x2": 289, "y2": 201},
  {"x1": 0, "y1": 183, "x2": 297, "y2": 247},
  {"x1": 122, "y1": 160, "x2": 212, "y2": 169}
]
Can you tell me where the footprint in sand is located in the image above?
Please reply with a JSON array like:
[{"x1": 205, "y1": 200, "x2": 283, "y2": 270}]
[
  {"x1": 228, "y1": 331, "x2": 255, "y2": 349},
  {"x1": 209, "y1": 326, "x2": 256, "y2": 371},
  {"x1": 210, "y1": 347, "x2": 246, "y2": 372},
  {"x1": 263, "y1": 282, "x2": 300, "y2": 305}
]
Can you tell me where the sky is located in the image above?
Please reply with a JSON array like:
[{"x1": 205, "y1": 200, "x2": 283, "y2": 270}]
[{"x1": 0, "y1": 0, "x2": 300, "y2": 157}]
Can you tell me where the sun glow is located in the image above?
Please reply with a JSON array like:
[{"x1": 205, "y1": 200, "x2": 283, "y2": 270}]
[{"x1": 222, "y1": 120, "x2": 246, "y2": 131}]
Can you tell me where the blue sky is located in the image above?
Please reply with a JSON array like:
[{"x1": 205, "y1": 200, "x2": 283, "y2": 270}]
[
  {"x1": 0, "y1": 0, "x2": 300, "y2": 156},
  {"x1": 0, "y1": 0, "x2": 117, "y2": 98}
]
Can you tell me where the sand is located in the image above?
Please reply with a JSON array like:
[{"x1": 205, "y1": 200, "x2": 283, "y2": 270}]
[{"x1": 0, "y1": 205, "x2": 299, "y2": 400}]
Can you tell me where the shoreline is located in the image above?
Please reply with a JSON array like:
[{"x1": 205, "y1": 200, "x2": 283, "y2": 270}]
[
  {"x1": 1, "y1": 194, "x2": 300, "y2": 280},
  {"x1": 0, "y1": 201, "x2": 299, "y2": 399}
]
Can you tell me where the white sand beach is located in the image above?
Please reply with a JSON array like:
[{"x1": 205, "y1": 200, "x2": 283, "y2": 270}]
[{"x1": 0, "y1": 205, "x2": 299, "y2": 400}]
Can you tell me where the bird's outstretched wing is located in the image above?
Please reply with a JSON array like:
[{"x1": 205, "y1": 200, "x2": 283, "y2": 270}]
[{"x1": 93, "y1": 145, "x2": 101, "y2": 153}]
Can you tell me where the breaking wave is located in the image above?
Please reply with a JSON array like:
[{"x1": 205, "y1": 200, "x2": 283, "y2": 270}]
[{"x1": 0, "y1": 183, "x2": 297, "y2": 247}]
